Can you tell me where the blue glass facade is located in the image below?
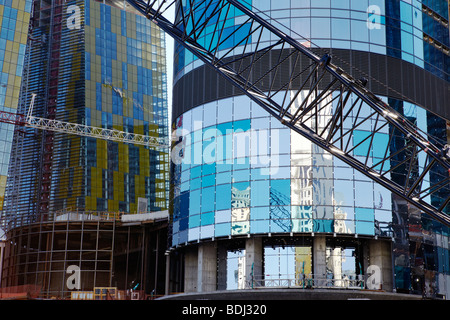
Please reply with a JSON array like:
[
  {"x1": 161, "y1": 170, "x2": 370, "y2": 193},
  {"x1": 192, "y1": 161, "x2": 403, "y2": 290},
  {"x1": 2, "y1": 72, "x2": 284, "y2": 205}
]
[
  {"x1": 174, "y1": 0, "x2": 448, "y2": 79},
  {"x1": 172, "y1": 92, "x2": 396, "y2": 243}
]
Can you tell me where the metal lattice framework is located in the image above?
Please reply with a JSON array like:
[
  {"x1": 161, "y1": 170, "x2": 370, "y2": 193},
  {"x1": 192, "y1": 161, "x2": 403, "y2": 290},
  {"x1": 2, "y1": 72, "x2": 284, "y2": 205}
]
[
  {"x1": 0, "y1": 94, "x2": 170, "y2": 149},
  {"x1": 26, "y1": 115, "x2": 169, "y2": 148},
  {"x1": 127, "y1": 0, "x2": 450, "y2": 226}
]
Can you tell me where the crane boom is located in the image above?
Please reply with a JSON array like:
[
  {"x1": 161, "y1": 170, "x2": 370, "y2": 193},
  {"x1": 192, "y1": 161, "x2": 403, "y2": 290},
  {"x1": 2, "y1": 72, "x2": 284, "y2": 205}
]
[
  {"x1": 0, "y1": 93, "x2": 170, "y2": 149},
  {"x1": 126, "y1": 0, "x2": 450, "y2": 226},
  {"x1": 25, "y1": 116, "x2": 169, "y2": 148}
]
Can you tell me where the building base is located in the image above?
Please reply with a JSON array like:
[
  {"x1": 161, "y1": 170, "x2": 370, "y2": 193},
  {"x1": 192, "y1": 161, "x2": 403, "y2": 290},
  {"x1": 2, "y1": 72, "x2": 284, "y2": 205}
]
[{"x1": 159, "y1": 288, "x2": 423, "y2": 300}]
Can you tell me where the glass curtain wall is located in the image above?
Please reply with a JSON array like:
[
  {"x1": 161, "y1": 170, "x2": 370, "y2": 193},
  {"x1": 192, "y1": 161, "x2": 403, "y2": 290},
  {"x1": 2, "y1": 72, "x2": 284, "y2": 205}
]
[
  {"x1": 171, "y1": 0, "x2": 450, "y2": 296},
  {"x1": 0, "y1": 1, "x2": 32, "y2": 211}
]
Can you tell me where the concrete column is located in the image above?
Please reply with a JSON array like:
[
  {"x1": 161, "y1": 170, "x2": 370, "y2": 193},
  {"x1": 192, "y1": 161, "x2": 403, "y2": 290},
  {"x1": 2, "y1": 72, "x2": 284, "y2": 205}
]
[
  {"x1": 197, "y1": 242, "x2": 217, "y2": 292},
  {"x1": 217, "y1": 244, "x2": 228, "y2": 291},
  {"x1": 329, "y1": 247, "x2": 343, "y2": 287},
  {"x1": 368, "y1": 240, "x2": 393, "y2": 291},
  {"x1": 313, "y1": 235, "x2": 327, "y2": 286},
  {"x1": 245, "y1": 237, "x2": 262, "y2": 288},
  {"x1": 0, "y1": 241, "x2": 5, "y2": 288},
  {"x1": 184, "y1": 246, "x2": 198, "y2": 293},
  {"x1": 164, "y1": 251, "x2": 170, "y2": 296}
]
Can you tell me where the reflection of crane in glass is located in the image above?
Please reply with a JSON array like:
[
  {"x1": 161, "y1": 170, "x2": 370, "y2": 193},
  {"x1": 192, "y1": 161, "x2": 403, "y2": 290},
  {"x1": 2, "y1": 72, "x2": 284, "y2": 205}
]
[{"x1": 270, "y1": 188, "x2": 292, "y2": 232}]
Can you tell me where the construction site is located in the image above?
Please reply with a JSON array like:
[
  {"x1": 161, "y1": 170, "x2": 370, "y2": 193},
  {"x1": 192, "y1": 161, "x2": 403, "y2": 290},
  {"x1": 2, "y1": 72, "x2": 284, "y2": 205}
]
[
  {"x1": 0, "y1": 0, "x2": 172, "y2": 300},
  {"x1": 0, "y1": 210, "x2": 169, "y2": 300},
  {"x1": 1, "y1": 0, "x2": 450, "y2": 301}
]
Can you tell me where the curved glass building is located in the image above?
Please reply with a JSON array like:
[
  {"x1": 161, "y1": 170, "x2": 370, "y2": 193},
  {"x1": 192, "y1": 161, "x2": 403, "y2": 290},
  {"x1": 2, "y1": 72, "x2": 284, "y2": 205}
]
[{"x1": 170, "y1": 0, "x2": 450, "y2": 297}]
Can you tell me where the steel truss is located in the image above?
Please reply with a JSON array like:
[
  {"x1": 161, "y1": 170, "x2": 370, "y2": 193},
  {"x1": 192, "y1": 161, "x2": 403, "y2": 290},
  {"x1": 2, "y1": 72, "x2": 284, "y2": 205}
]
[
  {"x1": 127, "y1": 0, "x2": 450, "y2": 226},
  {"x1": 0, "y1": 94, "x2": 170, "y2": 149},
  {"x1": 26, "y1": 115, "x2": 169, "y2": 148}
]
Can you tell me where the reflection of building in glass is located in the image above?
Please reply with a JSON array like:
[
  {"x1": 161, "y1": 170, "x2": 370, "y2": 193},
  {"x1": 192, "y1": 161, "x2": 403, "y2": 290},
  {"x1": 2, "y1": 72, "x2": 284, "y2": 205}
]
[
  {"x1": 291, "y1": 166, "x2": 313, "y2": 206},
  {"x1": 0, "y1": 0, "x2": 169, "y2": 298},
  {"x1": 291, "y1": 206, "x2": 313, "y2": 233},
  {"x1": 294, "y1": 246, "x2": 312, "y2": 284},
  {"x1": 231, "y1": 207, "x2": 250, "y2": 235},
  {"x1": 169, "y1": 0, "x2": 450, "y2": 299},
  {"x1": 231, "y1": 183, "x2": 250, "y2": 208},
  {"x1": 333, "y1": 203, "x2": 352, "y2": 234}
]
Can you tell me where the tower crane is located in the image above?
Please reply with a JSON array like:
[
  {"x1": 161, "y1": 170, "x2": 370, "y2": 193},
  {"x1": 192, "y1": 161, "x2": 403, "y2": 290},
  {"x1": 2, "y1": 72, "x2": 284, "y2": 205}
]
[
  {"x1": 126, "y1": 0, "x2": 450, "y2": 226},
  {"x1": 0, "y1": 93, "x2": 170, "y2": 149}
]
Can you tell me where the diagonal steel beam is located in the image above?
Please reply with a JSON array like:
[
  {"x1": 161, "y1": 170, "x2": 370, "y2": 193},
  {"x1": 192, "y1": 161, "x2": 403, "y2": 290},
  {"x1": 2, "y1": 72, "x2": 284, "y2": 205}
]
[{"x1": 127, "y1": 0, "x2": 450, "y2": 226}]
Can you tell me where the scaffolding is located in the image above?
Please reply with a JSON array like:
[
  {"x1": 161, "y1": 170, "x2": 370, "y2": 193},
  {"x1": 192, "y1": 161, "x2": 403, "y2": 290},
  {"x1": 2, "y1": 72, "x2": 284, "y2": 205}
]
[{"x1": 0, "y1": 209, "x2": 169, "y2": 299}]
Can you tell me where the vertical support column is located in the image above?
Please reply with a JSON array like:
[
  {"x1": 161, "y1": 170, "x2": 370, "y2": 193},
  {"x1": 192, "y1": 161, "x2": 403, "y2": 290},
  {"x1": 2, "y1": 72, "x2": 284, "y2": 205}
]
[
  {"x1": 152, "y1": 229, "x2": 158, "y2": 294},
  {"x1": 245, "y1": 237, "x2": 262, "y2": 288},
  {"x1": 313, "y1": 235, "x2": 327, "y2": 286},
  {"x1": 361, "y1": 242, "x2": 370, "y2": 277},
  {"x1": 197, "y1": 242, "x2": 217, "y2": 292},
  {"x1": 328, "y1": 247, "x2": 342, "y2": 286},
  {"x1": 369, "y1": 240, "x2": 393, "y2": 291},
  {"x1": 184, "y1": 246, "x2": 198, "y2": 293},
  {"x1": 217, "y1": 243, "x2": 228, "y2": 290},
  {"x1": 0, "y1": 240, "x2": 5, "y2": 287},
  {"x1": 165, "y1": 250, "x2": 170, "y2": 295}
]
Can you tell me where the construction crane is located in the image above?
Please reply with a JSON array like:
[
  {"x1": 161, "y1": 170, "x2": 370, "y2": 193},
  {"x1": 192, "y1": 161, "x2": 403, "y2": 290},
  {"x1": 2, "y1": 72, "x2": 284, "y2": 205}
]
[
  {"x1": 0, "y1": 93, "x2": 170, "y2": 149},
  {"x1": 126, "y1": 0, "x2": 450, "y2": 226}
]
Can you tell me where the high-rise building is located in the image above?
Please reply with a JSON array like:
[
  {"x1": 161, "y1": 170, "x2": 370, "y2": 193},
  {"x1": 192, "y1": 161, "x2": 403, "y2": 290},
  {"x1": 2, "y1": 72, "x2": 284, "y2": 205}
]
[
  {"x1": 169, "y1": 0, "x2": 450, "y2": 298},
  {"x1": 0, "y1": 1, "x2": 33, "y2": 211},
  {"x1": 0, "y1": 0, "x2": 169, "y2": 297},
  {"x1": 3, "y1": 0, "x2": 169, "y2": 225},
  {"x1": 0, "y1": 0, "x2": 33, "y2": 290}
]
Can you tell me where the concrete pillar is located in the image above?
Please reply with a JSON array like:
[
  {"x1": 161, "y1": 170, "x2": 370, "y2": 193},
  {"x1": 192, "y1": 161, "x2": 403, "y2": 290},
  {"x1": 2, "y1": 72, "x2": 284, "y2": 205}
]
[
  {"x1": 164, "y1": 251, "x2": 170, "y2": 296},
  {"x1": 217, "y1": 244, "x2": 228, "y2": 290},
  {"x1": 369, "y1": 240, "x2": 393, "y2": 291},
  {"x1": 313, "y1": 235, "x2": 327, "y2": 286},
  {"x1": 245, "y1": 237, "x2": 262, "y2": 288},
  {"x1": 197, "y1": 242, "x2": 217, "y2": 292},
  {"x1": 184, "y1": 246, "x2": 198, "y2": 293},
  {"x1": 328, "y1": 247, "x2": 343, "y2": 287},
  {"x1": 0, "y1": 241, "x2": 5, "y2": 288}
]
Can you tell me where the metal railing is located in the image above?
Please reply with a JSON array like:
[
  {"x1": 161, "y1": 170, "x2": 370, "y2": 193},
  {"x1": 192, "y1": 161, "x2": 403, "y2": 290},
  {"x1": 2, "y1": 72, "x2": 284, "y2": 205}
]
[{"x1": 247, "y1": 274, "x2": 366, "y2": 290}]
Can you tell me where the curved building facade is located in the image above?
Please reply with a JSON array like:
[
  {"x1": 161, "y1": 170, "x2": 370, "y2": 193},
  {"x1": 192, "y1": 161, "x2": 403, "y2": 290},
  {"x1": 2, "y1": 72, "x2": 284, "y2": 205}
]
[{"x1": 170, "y1": 0, "x2": 450, "y2": 297}]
